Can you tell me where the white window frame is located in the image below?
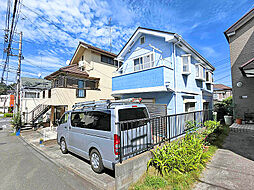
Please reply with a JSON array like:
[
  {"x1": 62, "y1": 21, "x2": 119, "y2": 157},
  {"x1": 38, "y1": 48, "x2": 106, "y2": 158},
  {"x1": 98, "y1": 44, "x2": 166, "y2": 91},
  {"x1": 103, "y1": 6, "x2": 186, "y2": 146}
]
[
  {"x1": 133, "y1": 52, "x2": 155, "y2": 71},
  {"x1": 195, "y1": 63, "x2": 206, "y2": 81},
  {"x1": 205, "y1": 71, "x2": 213, "y2": 84},
  {"x1": 181, "y1": 54, "x2": 191, "y2": 75},
  {"x1": 140, "y1": 36, "x2": 145, "y2": 45}
]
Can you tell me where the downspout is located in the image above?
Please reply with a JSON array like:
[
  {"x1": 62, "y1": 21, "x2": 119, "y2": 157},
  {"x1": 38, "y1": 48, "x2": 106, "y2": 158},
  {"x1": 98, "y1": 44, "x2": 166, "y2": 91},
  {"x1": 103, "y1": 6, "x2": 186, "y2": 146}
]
[{"x1": 173, "y1": 34, "x2": 181, "y2": 114}]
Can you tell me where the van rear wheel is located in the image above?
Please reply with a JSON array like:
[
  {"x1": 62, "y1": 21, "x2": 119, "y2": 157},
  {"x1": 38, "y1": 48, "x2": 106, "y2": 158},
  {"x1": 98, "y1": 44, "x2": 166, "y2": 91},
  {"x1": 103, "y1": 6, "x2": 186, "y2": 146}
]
[
  {"x1": 90, "y1": 149, "x2": 104, "y2": 173},
  {"x1": 60, "y1": 138, "x2": 68, "y2": 154}
]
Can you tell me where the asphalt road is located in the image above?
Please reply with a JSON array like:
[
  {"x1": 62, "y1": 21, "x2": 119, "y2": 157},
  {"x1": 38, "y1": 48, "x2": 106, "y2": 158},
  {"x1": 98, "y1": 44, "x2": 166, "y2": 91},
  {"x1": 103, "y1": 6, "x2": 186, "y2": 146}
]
[{"x1": 0, "y1": 118, "x2": 97, "y2": 190}]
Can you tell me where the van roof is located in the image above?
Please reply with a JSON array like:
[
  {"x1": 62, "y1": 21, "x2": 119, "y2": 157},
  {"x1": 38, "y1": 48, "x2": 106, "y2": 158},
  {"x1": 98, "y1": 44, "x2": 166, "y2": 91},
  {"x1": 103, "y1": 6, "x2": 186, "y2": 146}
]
[{"x1": 68, "y1": 103, "x2": 147, "y2": 113}]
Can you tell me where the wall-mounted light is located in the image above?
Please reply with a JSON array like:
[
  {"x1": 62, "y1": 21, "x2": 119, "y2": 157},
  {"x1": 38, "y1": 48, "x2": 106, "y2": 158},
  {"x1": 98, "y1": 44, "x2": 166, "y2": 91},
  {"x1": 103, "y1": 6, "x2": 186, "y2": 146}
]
[{"x1": 236, "y1": 81, "x2": 243, "y2": 87}]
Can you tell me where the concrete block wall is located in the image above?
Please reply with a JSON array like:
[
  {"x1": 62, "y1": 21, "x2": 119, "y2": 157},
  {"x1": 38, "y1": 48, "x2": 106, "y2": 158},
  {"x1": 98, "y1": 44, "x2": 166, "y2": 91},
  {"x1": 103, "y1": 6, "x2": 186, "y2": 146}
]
[{"x1": 115, "y1": 151, "x2": 153, "y2": 190}]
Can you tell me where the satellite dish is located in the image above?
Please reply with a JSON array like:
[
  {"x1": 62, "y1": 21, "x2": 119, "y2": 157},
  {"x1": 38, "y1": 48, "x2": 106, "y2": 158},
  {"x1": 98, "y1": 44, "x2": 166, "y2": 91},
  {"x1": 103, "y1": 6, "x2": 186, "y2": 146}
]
[
  {"x1": 66, "y1": 60, "x2": 70, "y2": 65},
  {"x1": 38, "y1": 73, "x2": 42, "y2": 78}
]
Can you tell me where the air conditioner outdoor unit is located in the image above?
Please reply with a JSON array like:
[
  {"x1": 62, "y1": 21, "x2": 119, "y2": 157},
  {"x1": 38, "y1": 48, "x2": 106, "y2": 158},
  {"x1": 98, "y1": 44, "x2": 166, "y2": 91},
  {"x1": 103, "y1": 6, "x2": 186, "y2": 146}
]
[{"x1": 79, "y1": 61, "x2": 85, "y2": 68}]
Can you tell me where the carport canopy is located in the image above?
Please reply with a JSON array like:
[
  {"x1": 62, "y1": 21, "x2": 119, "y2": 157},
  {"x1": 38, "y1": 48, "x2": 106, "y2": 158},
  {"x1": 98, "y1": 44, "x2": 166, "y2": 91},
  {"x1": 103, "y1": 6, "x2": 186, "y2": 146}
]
[{"x1": 239, "y1": 58, "x2": 254, "y2": 77}]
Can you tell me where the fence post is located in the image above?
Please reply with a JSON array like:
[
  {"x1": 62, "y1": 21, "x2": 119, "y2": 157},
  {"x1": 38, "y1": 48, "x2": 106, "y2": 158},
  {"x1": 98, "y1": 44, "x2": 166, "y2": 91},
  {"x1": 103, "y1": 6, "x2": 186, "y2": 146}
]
[
  {"x1": 194, "y1": 112, "x2": 196, "y2": 126},
  {"x1": 119, "y1": 123, "x2": 122, "y2": 163}
]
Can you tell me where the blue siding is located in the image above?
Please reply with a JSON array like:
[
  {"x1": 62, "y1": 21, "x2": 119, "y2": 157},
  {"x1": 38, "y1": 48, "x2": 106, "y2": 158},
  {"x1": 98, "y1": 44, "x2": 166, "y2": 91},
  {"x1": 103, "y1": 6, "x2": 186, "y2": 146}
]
[
  {"x1": 112, "y1": 67, "x2": 165, "y2": 91},
  {"x1": 113, "y1": 32, "x2": 214, "y2": 115}
]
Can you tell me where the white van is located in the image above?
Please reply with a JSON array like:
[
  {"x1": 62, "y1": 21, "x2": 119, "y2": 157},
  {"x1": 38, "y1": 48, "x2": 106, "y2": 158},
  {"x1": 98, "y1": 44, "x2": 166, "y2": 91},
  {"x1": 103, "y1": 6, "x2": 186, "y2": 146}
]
[{"x1": 57, "y1": 99, "x2": 151, "y2": 173}]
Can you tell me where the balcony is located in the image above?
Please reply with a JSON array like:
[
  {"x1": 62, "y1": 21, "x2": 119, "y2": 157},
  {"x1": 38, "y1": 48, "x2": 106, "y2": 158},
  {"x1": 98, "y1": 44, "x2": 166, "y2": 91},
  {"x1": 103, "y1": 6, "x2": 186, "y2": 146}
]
[{"x1": 112, "y1": 66, "x2": 174, "y2": 95}]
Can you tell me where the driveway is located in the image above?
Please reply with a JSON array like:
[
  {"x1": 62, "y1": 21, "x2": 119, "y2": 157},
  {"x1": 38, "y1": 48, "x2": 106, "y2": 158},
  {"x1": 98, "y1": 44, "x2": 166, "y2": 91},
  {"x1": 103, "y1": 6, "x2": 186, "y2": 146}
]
[
  {"x1": 20, "y1": 129, "x2": 115, "y2": 190},
  {"x1": 194, "y1": 130, "x2": 254, "y2": 190},
  {"x1": 0, "y1": 119, "x2": 99, "y2": 190}
]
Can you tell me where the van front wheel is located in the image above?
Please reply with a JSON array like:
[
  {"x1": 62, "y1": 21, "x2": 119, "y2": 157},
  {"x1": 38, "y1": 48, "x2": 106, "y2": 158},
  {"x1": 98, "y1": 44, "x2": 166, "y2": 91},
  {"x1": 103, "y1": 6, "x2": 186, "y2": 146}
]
[{"x1": 90, "y1": 149, "x2": 104, "y2": 173}]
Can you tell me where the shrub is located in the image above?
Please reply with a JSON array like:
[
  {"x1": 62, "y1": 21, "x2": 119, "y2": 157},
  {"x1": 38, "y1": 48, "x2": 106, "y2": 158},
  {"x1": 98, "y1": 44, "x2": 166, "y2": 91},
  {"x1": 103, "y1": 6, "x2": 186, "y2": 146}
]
[
  {"x1": 4, "y1": 113, "x2": 13, "y2": 117},
  {"x1": 214, "y1": 96, "x2": 233, "y2": 121},
  {"x1": 148, "y1": 120, "x2": 220, "y2": 176},
  {"x1": 148, "y1": 133, "x2": 211, "y2": 176},
  {"x1": 203, "y1": 120, "x2": 220, "y2": 138}
]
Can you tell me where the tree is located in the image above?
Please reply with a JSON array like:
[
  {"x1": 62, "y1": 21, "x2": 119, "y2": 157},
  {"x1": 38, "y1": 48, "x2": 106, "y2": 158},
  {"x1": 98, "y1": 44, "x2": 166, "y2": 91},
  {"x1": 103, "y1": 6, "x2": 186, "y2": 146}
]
[{"x1": 0, "y1": 82, "x2": 8, "y2": 95}]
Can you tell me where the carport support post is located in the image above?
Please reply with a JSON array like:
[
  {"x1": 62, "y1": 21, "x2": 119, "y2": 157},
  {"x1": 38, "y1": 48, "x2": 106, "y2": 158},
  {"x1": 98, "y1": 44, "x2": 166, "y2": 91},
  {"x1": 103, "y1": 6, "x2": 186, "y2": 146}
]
[{"x1": 50, "y1": 106, "x2": 54, "y2": 127}]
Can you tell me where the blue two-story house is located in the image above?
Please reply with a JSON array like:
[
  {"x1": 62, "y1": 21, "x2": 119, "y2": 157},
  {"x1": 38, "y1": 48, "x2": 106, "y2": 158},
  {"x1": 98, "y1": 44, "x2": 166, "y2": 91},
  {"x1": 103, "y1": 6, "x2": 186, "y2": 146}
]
[{"x1": 112, "y1": 27, "x2": 215, "y2": 115}]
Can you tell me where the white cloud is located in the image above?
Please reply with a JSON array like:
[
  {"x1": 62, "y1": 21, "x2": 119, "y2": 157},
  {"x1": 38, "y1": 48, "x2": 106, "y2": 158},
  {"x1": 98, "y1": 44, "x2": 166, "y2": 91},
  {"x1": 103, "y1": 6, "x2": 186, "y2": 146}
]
[{"x1": 200, "y1": 47, "x2": 216, "y2": 58}]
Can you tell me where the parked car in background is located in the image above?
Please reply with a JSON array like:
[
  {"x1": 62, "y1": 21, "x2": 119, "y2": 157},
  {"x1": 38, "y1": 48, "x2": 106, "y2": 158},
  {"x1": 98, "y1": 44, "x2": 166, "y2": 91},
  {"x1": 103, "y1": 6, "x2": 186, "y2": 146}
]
[{"x1": 57, "y1": 98, "x2": 150, "y2": 173}]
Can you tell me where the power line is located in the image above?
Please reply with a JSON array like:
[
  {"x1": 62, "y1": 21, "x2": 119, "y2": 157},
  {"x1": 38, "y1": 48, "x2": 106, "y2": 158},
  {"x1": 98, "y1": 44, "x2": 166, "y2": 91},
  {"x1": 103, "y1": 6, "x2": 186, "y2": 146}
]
[
  {"x1": 1, "y1": 0, "x2": 22, "y2": 83},
  {"x1": 214, "y1": 74, "x2": 231, "y2": 82},
  {"x1": 21, "y1": 2, "x2": 78, "y2": 40}
]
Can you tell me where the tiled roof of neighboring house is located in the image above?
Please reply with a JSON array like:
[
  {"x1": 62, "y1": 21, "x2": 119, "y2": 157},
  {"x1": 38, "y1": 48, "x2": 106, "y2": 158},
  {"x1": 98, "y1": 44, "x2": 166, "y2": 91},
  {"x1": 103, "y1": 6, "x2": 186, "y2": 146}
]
[
  {"x1": 21, "y1": 77, "x2": 51, "y2": 89},
  {"x1": 45, "y1": 64, "x2": 99, "y2": 80},
  {"x1": 80, "y1": 42, "x2": 117, "y2": 57},
  {"x1": 213, "y1": 84, "x2": 232, "y2": 91},
  {"x1": 224, "y1": 8, "x2": 254, "y2": 42},
  {"x1": 70, "y1": 41, "x2": 117, "y2": 65}
]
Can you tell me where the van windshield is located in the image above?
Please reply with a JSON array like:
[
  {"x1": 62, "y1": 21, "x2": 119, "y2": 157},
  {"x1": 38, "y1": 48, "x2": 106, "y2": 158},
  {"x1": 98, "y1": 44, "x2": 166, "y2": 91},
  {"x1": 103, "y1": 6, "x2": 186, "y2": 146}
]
[{"x1": 118, "y1": 107, "x2": 149, "y2": 122}]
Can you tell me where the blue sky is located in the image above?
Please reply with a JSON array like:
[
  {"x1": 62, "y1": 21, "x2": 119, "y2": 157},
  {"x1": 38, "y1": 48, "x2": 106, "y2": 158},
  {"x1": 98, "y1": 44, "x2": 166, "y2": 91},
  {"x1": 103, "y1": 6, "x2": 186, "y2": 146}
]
[{"x1": 0, "y1": 0, "x2": 253, "y2": 86}]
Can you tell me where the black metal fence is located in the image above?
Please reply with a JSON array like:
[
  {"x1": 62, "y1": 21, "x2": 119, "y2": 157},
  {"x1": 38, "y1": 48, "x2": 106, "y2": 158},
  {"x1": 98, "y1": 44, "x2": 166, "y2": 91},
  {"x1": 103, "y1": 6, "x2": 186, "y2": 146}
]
[{"x1": 116, "y1": 110, "x2": 212, "y2": 163}]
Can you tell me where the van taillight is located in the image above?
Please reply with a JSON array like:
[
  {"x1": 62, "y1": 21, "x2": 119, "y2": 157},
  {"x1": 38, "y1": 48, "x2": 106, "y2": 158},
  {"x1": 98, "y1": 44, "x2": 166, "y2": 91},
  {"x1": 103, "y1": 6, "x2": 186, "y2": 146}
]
[{"x1": 114, "y1": 134, "x2": 120, "y2": 155}]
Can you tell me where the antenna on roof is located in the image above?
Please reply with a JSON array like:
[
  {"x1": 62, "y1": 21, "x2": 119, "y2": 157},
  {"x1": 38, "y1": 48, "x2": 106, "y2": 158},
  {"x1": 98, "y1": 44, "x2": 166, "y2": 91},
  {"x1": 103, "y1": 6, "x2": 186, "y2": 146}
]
[{"x1": 108, "y1": 17, "x2": 112, "y2": 52}]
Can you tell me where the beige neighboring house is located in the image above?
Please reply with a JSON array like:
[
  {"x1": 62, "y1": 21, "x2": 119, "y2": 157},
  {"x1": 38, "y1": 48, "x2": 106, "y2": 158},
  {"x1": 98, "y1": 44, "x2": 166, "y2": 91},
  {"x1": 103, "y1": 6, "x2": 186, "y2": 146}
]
[
  {"x1": 224, "y1": 7, "x2": 254, "y2": 120},
  {"x1": 213, "y1": 84, "x2": 232, "y2": 102},
  {"x1": 36, "y1": 42, "x2": 118, "y2": 126}
]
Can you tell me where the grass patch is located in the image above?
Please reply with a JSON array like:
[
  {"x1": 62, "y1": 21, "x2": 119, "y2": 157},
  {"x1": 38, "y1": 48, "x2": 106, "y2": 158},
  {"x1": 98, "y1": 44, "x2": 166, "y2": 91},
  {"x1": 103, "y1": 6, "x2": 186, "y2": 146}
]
[
  {"x1": 9, "y1": 132, "x2": 16, "y2": 136},
  {"x1": 131, "y1": 124, "x2": 229, "y2": 190}
]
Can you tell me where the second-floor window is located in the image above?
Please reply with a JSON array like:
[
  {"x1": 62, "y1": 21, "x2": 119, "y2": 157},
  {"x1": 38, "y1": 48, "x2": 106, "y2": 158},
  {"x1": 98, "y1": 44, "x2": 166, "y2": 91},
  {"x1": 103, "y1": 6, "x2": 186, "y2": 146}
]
[
  {"x1": 181, "y1": 54, "x2": 191, "y2": 74},
  {"x1": 140, "y1": 36, "x2": 145, "y2": 44},
  {"x1": 24, "y1": 92, "x2": 37, "y2": 98},
  {"x1": 206, "y1": 71, "x2": 213, "y2": 83},
  {"x1": 77, "y1": 80, "x2": 86, "y2": 98},
  {"x1": 134, "y1": 53, "x2": 154, "y2": 71},
  {"x1": 48, "y1": 89, "x2": 51, "y2": 98},
  {"x1": 195, "y1": 64, "x2": 206, "y2": 80},
  {"x1": 101, "y1": 55, "x2": 114, "y2": 65}
]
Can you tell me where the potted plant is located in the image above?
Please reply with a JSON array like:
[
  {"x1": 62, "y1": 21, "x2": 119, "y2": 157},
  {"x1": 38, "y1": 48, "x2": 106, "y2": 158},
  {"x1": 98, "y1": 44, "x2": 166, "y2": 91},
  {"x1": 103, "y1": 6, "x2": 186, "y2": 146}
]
[
  {"x1": 223, "y1": 97, "x2": 233, "y2": 125},
  {"x1": 235, "y1": 112, "x2": 242, "y2": 124}
]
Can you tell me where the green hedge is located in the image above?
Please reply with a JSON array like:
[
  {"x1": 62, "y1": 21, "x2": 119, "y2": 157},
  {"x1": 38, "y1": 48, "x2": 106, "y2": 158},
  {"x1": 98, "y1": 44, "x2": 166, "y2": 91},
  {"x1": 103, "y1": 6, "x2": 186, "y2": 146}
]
[{"x1": 4, "y1": 113, "x2": 13, "y2": 117}]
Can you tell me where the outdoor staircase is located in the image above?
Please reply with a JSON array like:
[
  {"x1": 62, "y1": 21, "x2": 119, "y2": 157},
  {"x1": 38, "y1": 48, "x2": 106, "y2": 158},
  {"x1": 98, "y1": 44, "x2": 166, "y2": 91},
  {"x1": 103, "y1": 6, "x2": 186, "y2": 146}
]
[{"x1": 25, "y1": 104, "x2": 51, "y2": 126}]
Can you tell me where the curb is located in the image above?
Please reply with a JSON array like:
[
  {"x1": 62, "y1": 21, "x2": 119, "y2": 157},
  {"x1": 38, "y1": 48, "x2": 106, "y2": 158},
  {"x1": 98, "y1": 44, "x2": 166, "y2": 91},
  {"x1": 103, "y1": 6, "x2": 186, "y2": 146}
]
[{"x1": 19, "y1": 135, "x2": 114, "y2": 190}]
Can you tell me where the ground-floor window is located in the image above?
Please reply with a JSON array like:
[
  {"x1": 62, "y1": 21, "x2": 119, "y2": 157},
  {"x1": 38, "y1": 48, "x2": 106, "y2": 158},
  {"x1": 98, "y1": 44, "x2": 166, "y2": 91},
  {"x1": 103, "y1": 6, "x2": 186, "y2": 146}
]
[
  {"x1": 185, "y1": 102, "x2": 195, "y2": 112},
  {"x1": 203, "y1": 102, "x2": 209, "y2": 110}
]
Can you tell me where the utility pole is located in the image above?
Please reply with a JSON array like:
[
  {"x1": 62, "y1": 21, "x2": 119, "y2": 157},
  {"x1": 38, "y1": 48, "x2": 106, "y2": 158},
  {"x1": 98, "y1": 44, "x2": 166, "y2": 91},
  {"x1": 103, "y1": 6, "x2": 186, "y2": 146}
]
[
  {"x1": 16, "y1": 31, "x2": 22, "y2": 129},
  {"x1": 108, "y1": 17, "x2": 112, "y2": 52}
]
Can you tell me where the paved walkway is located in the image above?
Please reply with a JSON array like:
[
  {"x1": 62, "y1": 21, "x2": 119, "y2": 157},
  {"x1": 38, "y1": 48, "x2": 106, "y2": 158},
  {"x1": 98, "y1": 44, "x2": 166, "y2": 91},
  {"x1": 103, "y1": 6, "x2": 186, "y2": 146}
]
[
  {"x1": 229, "y1": 123, "x2": 254, "y2": 132},
  {"x1": 194, "y1": 130, "x2": 254, "y2": 190}
]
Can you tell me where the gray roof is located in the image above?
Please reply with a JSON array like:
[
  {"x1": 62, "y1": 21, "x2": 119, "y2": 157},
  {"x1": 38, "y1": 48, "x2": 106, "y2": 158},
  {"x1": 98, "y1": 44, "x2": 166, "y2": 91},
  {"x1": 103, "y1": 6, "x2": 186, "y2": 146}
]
[{"x1": 21, "y1": 77, "x2": 51, "y2": 89}]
